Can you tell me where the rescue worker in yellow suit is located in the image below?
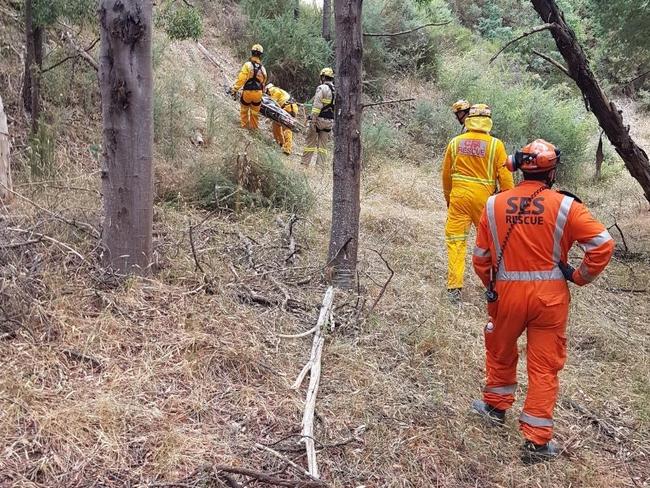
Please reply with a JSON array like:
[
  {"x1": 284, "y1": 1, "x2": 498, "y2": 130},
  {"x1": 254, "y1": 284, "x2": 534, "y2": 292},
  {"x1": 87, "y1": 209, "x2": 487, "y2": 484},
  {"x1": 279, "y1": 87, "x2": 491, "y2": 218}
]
[
  {"x1": 232, "y1": 44, "x2": 268, "y2": 130},
  {"x1": 265, "y1": 83, "x2": 299, "y2": 155},
  {"x1": 442, "y1": 104, "x2": 515, "y2": 303},
  {"x1": 452, "y1": 99, "x2": 471, "y2": 130},
  {"x1": 302, "y1": 68, "x2": 335, "y2": 167}
]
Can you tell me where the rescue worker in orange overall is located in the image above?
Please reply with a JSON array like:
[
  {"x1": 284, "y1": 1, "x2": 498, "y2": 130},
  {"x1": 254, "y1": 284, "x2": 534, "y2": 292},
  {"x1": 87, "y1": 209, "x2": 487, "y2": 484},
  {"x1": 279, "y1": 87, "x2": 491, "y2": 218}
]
[
  {"x1": 265, "y1": 83, "x2": 298, "y2": 155},
  {"x1": 442, "y1": 104, "x2": 514, "y2": 303},
  {"x1": 471, "y1": 139, "x2": 614, "y2": 463},
  {"x1": 231, "y1": 44, "x2": 268, "y2": 130}
]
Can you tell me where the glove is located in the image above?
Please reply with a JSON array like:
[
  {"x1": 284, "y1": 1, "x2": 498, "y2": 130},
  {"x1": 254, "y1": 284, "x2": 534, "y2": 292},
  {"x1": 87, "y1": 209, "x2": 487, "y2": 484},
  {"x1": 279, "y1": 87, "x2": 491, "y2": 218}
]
[{"x1": 558, "y1": 261, "x2": 576, "y2": 282}]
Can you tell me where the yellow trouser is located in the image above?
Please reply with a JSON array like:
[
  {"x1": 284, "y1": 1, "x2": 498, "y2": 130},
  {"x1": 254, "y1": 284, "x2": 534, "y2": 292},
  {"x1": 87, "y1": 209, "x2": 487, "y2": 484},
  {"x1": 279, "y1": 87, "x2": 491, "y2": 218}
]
[
  {"x1": 301, "y1": 117, "x2": 333, "y2": 166},
  {"x1": 272, "y1": 104, "x2": 296, "y2": 154},
  {"x1": 240, "y1": 90, "x2": 262, "y2": 129},
  {"x1": 445, "y1": 183, "x2": 493, "y2": 289}
]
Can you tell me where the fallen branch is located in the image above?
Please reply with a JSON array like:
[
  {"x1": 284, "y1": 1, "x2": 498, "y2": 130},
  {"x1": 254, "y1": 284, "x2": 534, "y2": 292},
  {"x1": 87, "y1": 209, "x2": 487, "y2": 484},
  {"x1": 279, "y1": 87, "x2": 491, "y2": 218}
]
[
  {"x1": 0, "y1": 182, "x2": 99, "y2": 237},
  {"x1": 607, "y1": 222, "x2": 628, "y2": 253},
  {"x1": 365, "y1": 249, "x2": 395, "y2": 317},
  {"x1": 188, "y1": 220, "x2": 206, "y2": 274},
  {"x1": 0, "y1": 238, "x2": 41, "y2": 249},
  {"x1": 363, "y1": 20, "x2": 451, "y2": 37},
  {"x1": 279, "y1": 326, "x2": 317, "y2": 339},
  {"x1": 362, "y1": 97, "x2": 415, "y2": 108},
  {"x1": 532, "y1": 49, "x2": 569, "y2": 76},
  {"x1": 6, "y1": 227, "x2": 87, "y2": 263},
  {"x1": 489, "y1": 23, "x2": 557, "y2": 63},
  {"x1": 61, "y1": 348, "x2": 103, "y2": 371},
  {"x1": 300, "y1": 286, "x2": 335, "y2": 479},
  {"x1": 196, "y1": 41, "x2": 228, "y2": 72},
  {"x1": 254, "y1": 443, "x2": 318, "y2": 481}
]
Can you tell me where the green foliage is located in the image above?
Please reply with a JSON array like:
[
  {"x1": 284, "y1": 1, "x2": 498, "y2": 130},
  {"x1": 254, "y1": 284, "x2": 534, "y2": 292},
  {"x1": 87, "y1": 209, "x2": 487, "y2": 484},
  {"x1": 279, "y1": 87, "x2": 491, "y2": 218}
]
[
  {"x1": 234, "y1": 9, "x2": 332, "y2": 99},
  {"x1": 362, "y1": 119, "x2": 399, "y2": 168},
  {"x1": 476, "y1": 1, "x2": 512, "y2": 42},
  {"x1": 408, "y1": 99, "x2": 459, "y2": 153},
  {"x1": 153, "y1": 73, "x2": 192, "y2": 161},
  {"x1": 32, "y1": 0, "x2": 95, "y2": 26},
  {"x1": 29, "y1": 117, "x2": 57, "y2": 177},
  {"x1": 157, "y1": 1, "x2": 203, "y2": 41},
  {"x1": 191, "y1": 149, "x2": 314, "y2": 213}
]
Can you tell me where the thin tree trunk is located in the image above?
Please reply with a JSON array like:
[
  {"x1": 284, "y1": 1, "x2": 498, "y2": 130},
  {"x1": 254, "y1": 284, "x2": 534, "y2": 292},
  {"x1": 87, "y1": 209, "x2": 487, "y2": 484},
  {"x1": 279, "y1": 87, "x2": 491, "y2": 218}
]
[
  {"x1": 530, "y1": 0, "x2": 650, "y2": 204},
  {"x1": 23, "y1": 0, "x2": 43, "y2": 134},
  {"x1": 0, "y1": 94, "x2": 12, "y2": 203},
  {"x1": 322, "y1": 0, "x2": 332, "y2": 41},
  {"x1": 99, "y1": 0, "x2": 154, "y2": 274},
  {"x1": 327, "y1": 0, "x2": 363, "y2": 289}
]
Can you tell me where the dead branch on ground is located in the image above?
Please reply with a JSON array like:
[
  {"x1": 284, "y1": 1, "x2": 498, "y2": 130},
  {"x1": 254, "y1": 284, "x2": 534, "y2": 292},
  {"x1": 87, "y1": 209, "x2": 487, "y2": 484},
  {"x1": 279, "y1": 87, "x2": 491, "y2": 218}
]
[
  {"x1": 365, "y1": 249, "x2": 395, "y2": 317},
  {"x1": 489, "y1": 23, "x2": 557, "y2": 63},
  {"x1": 6, "y1": 227, "x2": 87, "y2": 263}
]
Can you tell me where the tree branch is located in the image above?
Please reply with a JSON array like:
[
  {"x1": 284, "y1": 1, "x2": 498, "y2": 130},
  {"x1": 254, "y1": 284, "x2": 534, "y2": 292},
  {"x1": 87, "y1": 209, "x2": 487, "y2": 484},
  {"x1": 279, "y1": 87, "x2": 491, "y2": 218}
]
[
  {"x1": 489, "y1": 23, "x2": 557, "y2": 63},
  {"x1": 363, "y1": 20, "x2": 451, "y2": 37},
  {"x1": 362, "y1": 97, "x2": 415, "y2": 108},
  {"x1": 366, "y1": 249, "x2": 395, "y2": 316},
  {"x1": 532, "y1": 49, "x2": 569, "y2": 76}
]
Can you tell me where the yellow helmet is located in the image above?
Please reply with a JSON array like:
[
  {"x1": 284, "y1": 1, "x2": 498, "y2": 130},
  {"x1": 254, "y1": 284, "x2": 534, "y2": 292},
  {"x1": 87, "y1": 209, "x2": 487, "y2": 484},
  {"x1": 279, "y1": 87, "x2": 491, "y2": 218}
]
[
  {"x1": 468, "y1": 103, "x2": 492, "y2": 118},
  {"x1": 251, "y1": 44, "x2": 264, "y2": 54},
  {"x1": 452, "y1": 99, "x2": 470, "y2": 113},
  {"x1": 320, "y1": 67, "x2": 334, "y2": 78}
]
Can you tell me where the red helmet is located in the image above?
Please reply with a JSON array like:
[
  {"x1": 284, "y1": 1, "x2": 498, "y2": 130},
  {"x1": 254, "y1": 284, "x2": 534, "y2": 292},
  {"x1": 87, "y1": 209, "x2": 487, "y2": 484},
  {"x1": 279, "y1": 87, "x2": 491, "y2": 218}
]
[{"x1": 507, "y1": 139, "x2": 560, "y2": 173}]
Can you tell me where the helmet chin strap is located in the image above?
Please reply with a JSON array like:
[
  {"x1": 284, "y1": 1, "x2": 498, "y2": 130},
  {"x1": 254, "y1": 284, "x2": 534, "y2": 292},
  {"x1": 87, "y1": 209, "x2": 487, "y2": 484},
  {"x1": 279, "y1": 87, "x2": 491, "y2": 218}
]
[{"x1": 545, "y1": 168, "x2": 557, "y2": 187}]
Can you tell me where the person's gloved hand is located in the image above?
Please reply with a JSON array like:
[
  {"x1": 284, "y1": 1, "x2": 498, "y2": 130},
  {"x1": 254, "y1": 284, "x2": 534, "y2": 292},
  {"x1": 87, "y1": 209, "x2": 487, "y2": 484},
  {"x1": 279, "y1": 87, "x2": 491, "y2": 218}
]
[{"x1": 558, "y1": 261, "x2": 576, "y2": 282}]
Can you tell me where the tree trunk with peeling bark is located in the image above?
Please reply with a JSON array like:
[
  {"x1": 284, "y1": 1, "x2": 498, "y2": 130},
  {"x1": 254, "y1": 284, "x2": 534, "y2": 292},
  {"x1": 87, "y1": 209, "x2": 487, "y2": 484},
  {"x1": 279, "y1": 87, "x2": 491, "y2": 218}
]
[
  {"x1": 322, "y1": 0, "x2": 332, "y2": 41},
  {"x1": 530, "y1": 0, "x2": 650, "y2": 204},
  {"x1": 327, "y1": 0, "x2": 363, "y2": 289},
  {"x1": 0, "y1": 94, "x2": 12, "y2": 203},
  {"x1": 99, "y1": 0, "x2": 154, "y2": 274}
]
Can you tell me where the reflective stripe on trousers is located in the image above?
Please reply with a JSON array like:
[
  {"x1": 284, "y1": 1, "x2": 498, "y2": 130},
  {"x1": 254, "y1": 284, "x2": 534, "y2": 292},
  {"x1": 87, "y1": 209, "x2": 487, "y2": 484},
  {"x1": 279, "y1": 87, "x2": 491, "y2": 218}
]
[
  {"x1": 485, "y1": 384, "x2": 517, "y2": 395},
  {"x1": 520, "y1": 411, "x2": 553, "y2": 427}
]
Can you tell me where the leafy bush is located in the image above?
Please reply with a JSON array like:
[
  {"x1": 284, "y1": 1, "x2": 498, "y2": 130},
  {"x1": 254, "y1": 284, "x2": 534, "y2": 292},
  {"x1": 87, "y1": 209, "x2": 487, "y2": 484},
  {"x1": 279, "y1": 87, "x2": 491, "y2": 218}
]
[
  {"x1": 191, "y1": 149, "x2": 314, "y2": 213},
  {"x1": 434, "y1": 51, "x2": 595, "y2": 183},
  {"x1": 362, "y1": 119, "x2": 399, "y2": 168},
  {"x1": 156, "y1": 1, "x2": 203, "y2": 41}
]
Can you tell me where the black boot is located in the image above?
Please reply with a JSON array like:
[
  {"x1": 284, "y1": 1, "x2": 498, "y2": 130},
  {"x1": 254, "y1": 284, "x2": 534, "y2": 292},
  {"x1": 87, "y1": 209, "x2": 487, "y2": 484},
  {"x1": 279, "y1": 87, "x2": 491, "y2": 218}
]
[
  {"x1": 471, "y1": 399, "x2": 505, "y2": 425},
  {"x1": 521, "y1": 440, "x2": 560, "y2": 464}
]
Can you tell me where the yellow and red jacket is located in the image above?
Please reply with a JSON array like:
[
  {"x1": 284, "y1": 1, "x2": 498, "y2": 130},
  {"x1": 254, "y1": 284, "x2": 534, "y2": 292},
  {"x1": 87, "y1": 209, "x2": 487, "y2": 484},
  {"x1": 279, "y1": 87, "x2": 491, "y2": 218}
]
[
  {"x1": 473, "y1": 180, "x2": 615, "y2": 287},
  {"x1": 233, "y1": 56, "x2": 267, "y2": 92},
  {"x1": 442, "y1": 124, "x2": 514, "y2": 204}
]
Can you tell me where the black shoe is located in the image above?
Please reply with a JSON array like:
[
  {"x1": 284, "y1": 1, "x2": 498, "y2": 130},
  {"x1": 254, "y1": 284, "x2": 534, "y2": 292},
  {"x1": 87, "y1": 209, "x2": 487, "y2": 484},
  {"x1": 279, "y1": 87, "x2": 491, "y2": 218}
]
[
  {"x1": 521, "y1": 440, "x2": 560, "y2": 464},
  {"x1": 471, "y1": 399, "x2": 505, "y2": 425},
  {"x1": 447, "y1": 288, "x2": 462, "y2": 304}
]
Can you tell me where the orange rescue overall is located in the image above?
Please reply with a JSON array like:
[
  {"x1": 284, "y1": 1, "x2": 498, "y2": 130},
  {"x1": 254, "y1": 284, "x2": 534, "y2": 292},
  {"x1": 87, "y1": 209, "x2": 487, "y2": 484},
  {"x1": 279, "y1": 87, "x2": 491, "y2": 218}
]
[{"x1": 473, "y1": 181, "x2": 614, "y2": 444}]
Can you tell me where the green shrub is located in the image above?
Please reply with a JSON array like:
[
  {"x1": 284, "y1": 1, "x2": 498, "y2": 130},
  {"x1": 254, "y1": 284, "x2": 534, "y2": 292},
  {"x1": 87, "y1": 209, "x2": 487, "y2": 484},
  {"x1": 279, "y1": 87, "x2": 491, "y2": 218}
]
[
  {"x1": 156, "y1": 1, "x2": 203, "y2": 41},
  {"x1": 408, "y1": 99, "x2": 459, "y2": 154},
  {"x1": 437, "y1": 51, "x2": 595, "y2": 183},
  {"x1": 362, "y1": 119, "x2": 399, "y2": 167},
  {"x1": 191, "y1": 149, "x2": 314, "y2": 213},
  {"x1": 153, "y1": 73, "x2": 192, "y2": 161}
]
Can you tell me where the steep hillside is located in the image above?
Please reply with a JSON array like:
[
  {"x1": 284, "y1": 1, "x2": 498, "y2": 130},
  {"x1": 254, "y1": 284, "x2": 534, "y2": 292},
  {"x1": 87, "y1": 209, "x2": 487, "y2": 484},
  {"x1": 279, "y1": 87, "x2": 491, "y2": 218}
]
[{"x1": 1, "y1": 2, "x2": 649, "y2": 487}]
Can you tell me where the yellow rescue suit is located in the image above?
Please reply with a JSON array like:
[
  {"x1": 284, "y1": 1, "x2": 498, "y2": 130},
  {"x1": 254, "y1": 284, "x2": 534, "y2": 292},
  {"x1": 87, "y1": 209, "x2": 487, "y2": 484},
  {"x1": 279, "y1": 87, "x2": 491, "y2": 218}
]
[
  {"x1": 267, "y1": 85, "x2": 298, "y2": 155},
  {"x1": 232, "y1": 56, "x2": 267, "y2": 129},
  {"x1": 442, "y1": 115, "x2": 514, "y2": 290}
]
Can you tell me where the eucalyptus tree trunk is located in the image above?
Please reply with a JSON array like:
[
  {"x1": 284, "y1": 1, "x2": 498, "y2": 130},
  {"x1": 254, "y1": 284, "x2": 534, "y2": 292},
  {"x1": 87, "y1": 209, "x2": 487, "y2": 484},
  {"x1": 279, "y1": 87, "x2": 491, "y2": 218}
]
[
  {"x1": 23, "y1": 0, "x2": 43, "y2": 134},
  {"x1": 530, "y1": 0, "x2": 650, "y2": 204},
  {"x1": 99, "y1": 0, "x2": 154, "y2": 274},
  {"x1": 322, "y1": 0, "x2": 332, "y2": 41},
  {"x1": 327, "y1": 0, "x2": 363, "y2": 289},
  {"x1": 0, "y1": 95, "x2": 12, "y2": 203}
]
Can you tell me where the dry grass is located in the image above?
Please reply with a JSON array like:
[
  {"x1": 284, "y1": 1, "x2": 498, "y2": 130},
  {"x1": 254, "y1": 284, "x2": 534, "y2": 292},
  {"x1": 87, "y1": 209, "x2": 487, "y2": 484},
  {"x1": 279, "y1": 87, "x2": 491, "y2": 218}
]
[{"x1": 1, "y1": 3, "x2": 649, "y2": 487}]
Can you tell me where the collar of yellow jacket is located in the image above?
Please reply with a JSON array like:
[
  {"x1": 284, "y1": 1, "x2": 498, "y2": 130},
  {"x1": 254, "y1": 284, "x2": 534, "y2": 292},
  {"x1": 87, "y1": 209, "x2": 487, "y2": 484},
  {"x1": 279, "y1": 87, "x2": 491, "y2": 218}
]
[{"x1": 464, "y1": 115, "x2": 493, "y2": 133}]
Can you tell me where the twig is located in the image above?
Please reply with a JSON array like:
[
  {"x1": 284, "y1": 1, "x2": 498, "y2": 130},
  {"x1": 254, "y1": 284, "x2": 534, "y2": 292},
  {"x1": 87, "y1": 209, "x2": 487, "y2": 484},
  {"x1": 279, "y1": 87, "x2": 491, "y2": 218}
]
[
  {"x1": 0, "y1": 239, "x2": 41, "y2": 249},
  {"x1": 279, "y1": 326, "x2": 317, "y2": 339},
  {"x1": 365, "y1": 249, "x2": 395, "y2": 316},
  {"x1": 213, "y1": 465, "x2": 327, "y2": 487},
  {"x1": 607, "y1": 222, "x2": 628, "y2": 253},
  {"x1": 61, "y1": 348, "x2": 103, "y2": 371},
  {"x1": 6, "y1": 227, "x2": 87, "y2": 263},
  {"x1": 254, "y1": 443, "x2": 317, "y2": 480},
  {"x1": 363, "y1": 20, "x2": 451, "y2": 37},
  {"x1": 621, "y1": 67, "x2": 650, "y2": 87},
  {"x1": 489, "y1": 23, "x2": 557, "y2": 63},
  {"x1": 188, "y1": 220, "x2": 206, "y2": 274},
  {"x1": 0, "y1": 182, "x2": 99, "y2": 237},
  {"x1": 532, "y1": 49, "x2": 569, "y2": 76},
  {"x1": 362, "y1": 97, "x2": 415, "y2": 108},
  {"x1": 605, "y1": 287, "x2": 647, "y2": 294},
  {"x1": 61, "y1": 31, "x2": 99, "y2": 71}
]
